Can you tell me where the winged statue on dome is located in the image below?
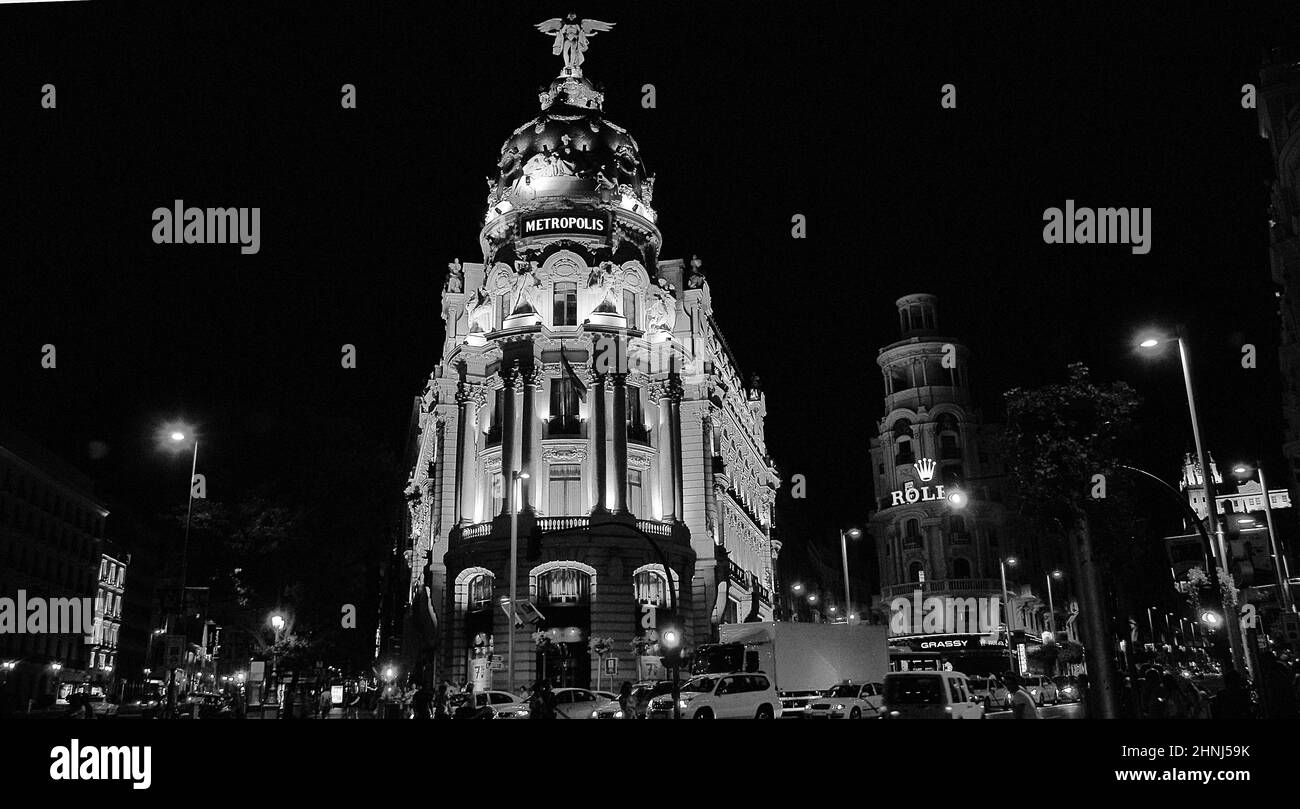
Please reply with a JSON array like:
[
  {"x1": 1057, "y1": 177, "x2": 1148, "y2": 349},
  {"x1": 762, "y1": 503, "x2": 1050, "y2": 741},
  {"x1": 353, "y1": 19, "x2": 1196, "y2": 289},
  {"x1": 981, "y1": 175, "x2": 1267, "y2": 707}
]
[{"x1": 536, "y1": 14, "x2": 615, "y2": 73}]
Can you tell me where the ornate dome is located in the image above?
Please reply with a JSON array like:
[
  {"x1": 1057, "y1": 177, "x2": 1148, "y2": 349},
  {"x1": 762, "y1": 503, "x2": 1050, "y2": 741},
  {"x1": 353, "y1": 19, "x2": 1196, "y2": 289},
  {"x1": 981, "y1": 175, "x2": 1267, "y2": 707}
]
[{"x1": 487, "y1": 74, "x2": 653, "y2": 215}]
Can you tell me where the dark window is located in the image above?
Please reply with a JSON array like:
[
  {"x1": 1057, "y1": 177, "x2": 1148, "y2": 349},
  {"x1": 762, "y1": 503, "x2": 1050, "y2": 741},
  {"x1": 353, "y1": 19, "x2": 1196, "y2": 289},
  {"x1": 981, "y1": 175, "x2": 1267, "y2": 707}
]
[
  {"x1": 952, "y1": 558, "x2": 971, "y2": 579},
  {"x1": 626, "y1": 386, "x2": 648, "y2": 442},
  {"x1": 549, "y1": 377, "x2": 582, "y2": 436},
  {"x1": 553, "y1": 282, "x2": 578, "y2": 326},
  {"x1": 467, "y1": 574, "x2": 494, "y2": 611},
  {"x1": 622, "y1": 289, "x2": 638, "y2": 327}
]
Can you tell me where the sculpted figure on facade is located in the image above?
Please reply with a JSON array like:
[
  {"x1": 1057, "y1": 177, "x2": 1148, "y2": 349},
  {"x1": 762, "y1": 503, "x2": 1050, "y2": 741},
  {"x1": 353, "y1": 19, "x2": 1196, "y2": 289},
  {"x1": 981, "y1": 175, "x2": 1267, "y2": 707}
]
[
  {"x1": 646, "y1": 276, "x2": 677, "y2": 334},
  {"x1": 587, "y1": 260, "x2": 624, "y2": 313},
  {"x1": 464, "y1": 287, "x2": 494, "y2": 334},
  {"x1": 535, "y1": 14, "x2": 615, "y2": 72},
  {"x1": 445, "y1": 258, "x2": 464, "y2": 292},
  {"x1": 509, "y1": 261, "x2": 545, "y2": 314}
]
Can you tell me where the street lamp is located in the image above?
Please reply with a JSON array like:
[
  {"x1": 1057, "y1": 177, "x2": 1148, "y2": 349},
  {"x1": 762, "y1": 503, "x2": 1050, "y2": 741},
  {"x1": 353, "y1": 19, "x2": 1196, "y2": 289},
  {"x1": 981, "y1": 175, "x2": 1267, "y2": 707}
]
[
  {"x1": 161, "y1": 425, "x2": 200, "y2": 603},
  {"x1": 1137, "y1": 330, "x2": 1245, "y2": 673},
  {"x1": 839, "y1": 527, "x2": 862, "y2": 624},
  {"x1": 999, "y1": 556, "x2": 1018, "y2": 673},
  {"x1": 1046, "y1": 570, "x2": 1063, "y2": 635},
  {"x1": 507, "y1": 469, "x2": 530, "y2": 695},
  {"x1": 1231, "y1": 461, "x2": 1294, "y2": 613}
]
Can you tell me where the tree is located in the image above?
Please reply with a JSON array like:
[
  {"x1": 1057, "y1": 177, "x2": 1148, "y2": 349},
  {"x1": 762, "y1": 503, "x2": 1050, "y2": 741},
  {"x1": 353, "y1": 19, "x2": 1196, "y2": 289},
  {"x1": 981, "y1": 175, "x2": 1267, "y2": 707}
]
[{"x1": 1002, "y1": 363, "x2": 1142, "y2": 718}]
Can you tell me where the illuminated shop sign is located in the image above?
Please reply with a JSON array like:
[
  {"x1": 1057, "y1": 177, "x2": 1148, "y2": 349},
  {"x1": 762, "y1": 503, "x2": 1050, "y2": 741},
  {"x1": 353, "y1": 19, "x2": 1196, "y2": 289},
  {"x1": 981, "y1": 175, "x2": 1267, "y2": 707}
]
[
  {"x1": 520, "y1": 211, "x2": 609, "y2": 240},
  {"x1": 889, "y1": 633, "x2": 1007, "y2": 651},
  {"x1": 888, "y1": 458, "x2": 947, "y2": 507}
]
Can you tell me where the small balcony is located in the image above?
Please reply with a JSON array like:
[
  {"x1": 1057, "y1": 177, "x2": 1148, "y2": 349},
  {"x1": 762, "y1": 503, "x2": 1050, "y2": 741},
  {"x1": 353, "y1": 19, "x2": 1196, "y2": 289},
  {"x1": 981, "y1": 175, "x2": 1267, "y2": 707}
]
[
  {"x1": 881, "y1": 578, "x2": 1001, "y2": 600},
  {"x1": 546, "y1": 415, "x2": 583, "y2": 438}
]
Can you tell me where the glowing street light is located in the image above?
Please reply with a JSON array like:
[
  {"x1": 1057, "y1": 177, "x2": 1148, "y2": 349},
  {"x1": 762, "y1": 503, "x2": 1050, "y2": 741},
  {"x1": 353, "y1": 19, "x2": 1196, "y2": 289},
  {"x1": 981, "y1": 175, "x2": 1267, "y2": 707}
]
[
  {"x1": 839, "y1": 527, "x2": 862, "y2": 624},
  {"x1": 999, "y1": 556, "x2": 1018, "y2": 672},
  {"x1": 946, "y1": 488, "x2": 969, "y2": 510},
  {"x1": 1136, "y1": 329, "x2": 1244, "y2": 671}
]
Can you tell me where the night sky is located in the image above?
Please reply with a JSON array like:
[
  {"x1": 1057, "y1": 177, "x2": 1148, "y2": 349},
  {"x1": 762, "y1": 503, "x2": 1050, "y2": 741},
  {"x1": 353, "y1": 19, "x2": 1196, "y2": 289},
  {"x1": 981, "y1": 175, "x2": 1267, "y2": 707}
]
[{"x1": 2, "y1": 2, "x2": 1298, "y2": 585}]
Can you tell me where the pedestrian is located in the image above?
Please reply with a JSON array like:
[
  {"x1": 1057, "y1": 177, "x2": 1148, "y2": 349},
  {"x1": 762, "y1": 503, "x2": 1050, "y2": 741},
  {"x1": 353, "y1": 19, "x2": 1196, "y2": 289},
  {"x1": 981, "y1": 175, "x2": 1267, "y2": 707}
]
[
  {"x1": 529, "y1": 679, "x2": 557, "y2": 719},
  {"x1": 412, "y1": 686, "x2": 432, "y2": 719},
  {"x1": 1210, "y1": 669, "x2": 1254, "y2": 719},
  {"x1": 617, "y1": 681, "x2": 635, "y2": 719},
  {"x1": 1004, "y1": 673, "x2": 1039, "y2": 719},
  {"x1": 434, "y1": 681, "x2": 450, "y2": 719},
  {"x1": 1161, "y1": 672, "x2": 1189, "y2": 718},
  {"x1": 318, "y1": 688, "x2": 333, "y2": 719},
  {"x1": 1137, "y1": 668, "x2": 1166, "y2": 719}
]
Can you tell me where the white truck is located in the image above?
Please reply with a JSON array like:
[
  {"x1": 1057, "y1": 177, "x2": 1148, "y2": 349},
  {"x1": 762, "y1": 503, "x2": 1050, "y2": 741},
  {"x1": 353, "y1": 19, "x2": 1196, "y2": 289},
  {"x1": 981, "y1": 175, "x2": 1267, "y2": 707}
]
[{"x1": 691, "y1": 621, "x2": 890, "y2": 717}]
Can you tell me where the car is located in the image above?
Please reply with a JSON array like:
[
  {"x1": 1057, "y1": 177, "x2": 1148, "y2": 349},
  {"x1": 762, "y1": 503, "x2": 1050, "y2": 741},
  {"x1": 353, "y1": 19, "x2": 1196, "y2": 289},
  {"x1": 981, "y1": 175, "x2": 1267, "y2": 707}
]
[
  {"x1": 646, "y1": 672, "x2": 782, "y2": 719},
  {"x1": 1023, "y1": 675, "x2": 1058, "y2": 706},
  {"x1": 1053, "y1": 675, "x2": 1081, "y2": 703},
  {"x1": 805, "y1": 681, "x2": 883, "y2": 719},
  {"x1": 552, "y1": 688, "x2": 607, "y2": 719},
  {"x1": 968, "y1": 676, "x2": 1011, "y2": 712},
  {"x1": 451, "y1": 689, "x2": 528, "y2": 719},
  {"x1": 590, "y1": 681, "x2": 675, "y2": 719},
  {"x1": 178, "y1": 692, "x2": 234, "y2": 719},
  {"x1": 879, "y1": 671, "x2": 985, "y2": 719}
]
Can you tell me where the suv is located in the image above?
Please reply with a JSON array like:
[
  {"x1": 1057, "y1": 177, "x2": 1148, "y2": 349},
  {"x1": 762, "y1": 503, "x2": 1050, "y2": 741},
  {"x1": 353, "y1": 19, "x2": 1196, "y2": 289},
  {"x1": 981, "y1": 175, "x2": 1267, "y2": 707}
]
[
  {"x1": 880, "y1": 671, "x2": 985, "y2": 719},
  {"x1": 805, "y1": 682, "x2": 883, "y2": 719},
  {"x1": 647, "y1": 673, "x2": 782, "y2": 719}
]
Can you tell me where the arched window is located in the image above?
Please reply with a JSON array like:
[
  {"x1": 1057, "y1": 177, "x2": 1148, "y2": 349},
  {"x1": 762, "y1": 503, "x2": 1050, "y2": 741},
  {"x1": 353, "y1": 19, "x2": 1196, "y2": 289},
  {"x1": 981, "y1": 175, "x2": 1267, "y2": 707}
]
[
  {"x1": 952, "y1": 558, "x2": 971, "y2": 579},
  {"x1": 893, "y1": 419, "x2": 915, "y2": 465},
  {"x1": 908, "y1": 562, "x2": 924, "y2": 582},
  {"x1": 936, "y1": 413, "x2": 961, "y2": 460},
  {"x1": 467, "y1": 573, "x2": 494, "y2": 612},
  {"x1": 538, "y1": 567, "x2": 591, "y2": 605},
  {"x1": 633, "y1": 569, "x2": 667, "y2": 605},
  {"x1": 904, "y1": 519, "x2": 921, "y2": 541}
]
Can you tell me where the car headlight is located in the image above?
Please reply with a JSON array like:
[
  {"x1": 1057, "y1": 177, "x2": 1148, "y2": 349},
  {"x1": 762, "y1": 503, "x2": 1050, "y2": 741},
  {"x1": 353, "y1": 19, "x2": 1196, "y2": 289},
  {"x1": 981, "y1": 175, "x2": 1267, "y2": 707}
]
[
  {"x1": 833, "y1": 704, "x2": 844, "y2": 710},
  {"x1": 678, "y1": 699, "x2": 689, "y2": 709},
  {"x1": 614, "y1": 710, "x2": 624, "y2": 718},
  {"x1": 591, "y1": 710, "x2": 599, "y2": 718}
]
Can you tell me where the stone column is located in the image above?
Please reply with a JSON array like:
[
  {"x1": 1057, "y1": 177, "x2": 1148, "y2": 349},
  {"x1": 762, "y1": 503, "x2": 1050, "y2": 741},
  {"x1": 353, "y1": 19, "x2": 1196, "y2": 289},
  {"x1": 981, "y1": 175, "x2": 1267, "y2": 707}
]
[
  {"x1": 520, "y1": 363, "x2": 539, "y2": 513},
  {"x1": 612, "y1": 374, "x2": 629, "y2": 514},
  {"x1": 593, "y1": 373, "x2": 608, "y2": 513},
  {"x1": 499, "y1": 363, "x2": 518, "y2": 517},
  {"x1": 654, "y1": 382, "x2": 673, "y2": 521},
  {"x1": 668, "y1": 372, "x2": 685, "y2": 520},
  {"x1": 455, "y1": 383, "x2": 480, "y2": 525}
]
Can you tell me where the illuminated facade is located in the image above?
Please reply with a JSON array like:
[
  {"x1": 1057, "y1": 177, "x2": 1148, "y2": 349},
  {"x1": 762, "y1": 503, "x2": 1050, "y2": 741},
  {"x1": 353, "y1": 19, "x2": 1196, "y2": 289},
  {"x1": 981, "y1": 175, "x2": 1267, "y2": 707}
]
[
  {"x1": 867, "y1": 295, "x2": 1045, "y2": 672},
  {"x1": 402, "y1": 23, "x2": 779, "y2": 689},
  {"x1": 1259, "y1": 48, "x2": 1300, "y2": 499},
  {"x1": 88, "y1": 547, "x2": 128, "y2": 688}
]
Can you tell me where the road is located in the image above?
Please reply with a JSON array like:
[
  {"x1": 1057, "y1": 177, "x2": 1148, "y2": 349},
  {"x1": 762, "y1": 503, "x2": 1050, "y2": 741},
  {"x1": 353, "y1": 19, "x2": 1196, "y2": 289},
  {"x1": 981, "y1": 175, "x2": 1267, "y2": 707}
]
[{"x1": 986, "y1": 701, "x2": 1084, "y2": 719}]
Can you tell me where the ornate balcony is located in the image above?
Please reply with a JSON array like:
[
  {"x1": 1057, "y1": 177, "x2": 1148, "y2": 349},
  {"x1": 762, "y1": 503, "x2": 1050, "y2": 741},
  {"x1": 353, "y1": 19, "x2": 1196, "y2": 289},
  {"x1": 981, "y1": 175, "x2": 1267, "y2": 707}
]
[{"x1": 881, "y1": 578, "x2": 1001, "y2": 600}]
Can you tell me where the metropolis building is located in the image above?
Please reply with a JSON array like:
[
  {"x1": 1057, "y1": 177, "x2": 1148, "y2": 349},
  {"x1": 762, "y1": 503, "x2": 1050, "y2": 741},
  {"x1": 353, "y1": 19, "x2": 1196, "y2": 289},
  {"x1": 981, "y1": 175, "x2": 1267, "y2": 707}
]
[
  {"x1": 867, "y1": 295, "x2": 1048, "y2": 673},
  {"x1": 400, "y1": 21, "x2": 779, "y2": 690}
]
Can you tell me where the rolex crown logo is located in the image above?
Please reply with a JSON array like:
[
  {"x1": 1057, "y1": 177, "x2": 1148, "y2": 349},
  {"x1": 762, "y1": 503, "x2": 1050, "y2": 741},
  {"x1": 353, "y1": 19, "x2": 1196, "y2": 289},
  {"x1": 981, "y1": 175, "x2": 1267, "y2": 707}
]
[{"x1": 914, "y1": 458, "x2": 936, "y2": 482}]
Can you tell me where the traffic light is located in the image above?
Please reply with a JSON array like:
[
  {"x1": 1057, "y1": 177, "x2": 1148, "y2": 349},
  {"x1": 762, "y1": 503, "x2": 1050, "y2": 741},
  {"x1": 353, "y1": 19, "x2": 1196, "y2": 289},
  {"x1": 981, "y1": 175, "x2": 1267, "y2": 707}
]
[{"x1": 659, "y1": 625, "x2": 683, "y2": 669}]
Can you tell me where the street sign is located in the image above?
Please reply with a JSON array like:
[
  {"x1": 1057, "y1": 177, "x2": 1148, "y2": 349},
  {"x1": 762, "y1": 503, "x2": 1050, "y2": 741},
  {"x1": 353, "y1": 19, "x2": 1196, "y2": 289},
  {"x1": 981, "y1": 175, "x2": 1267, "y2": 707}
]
[
  {"x1": 603, "y1": 657, "x2": 617, "y2": 676},
  {"x1": 161, "y1": 634, "x2": 186, "y2": 669},
  {"x1": 489, "y1": 655, "x2": 505, "y2": 672}
]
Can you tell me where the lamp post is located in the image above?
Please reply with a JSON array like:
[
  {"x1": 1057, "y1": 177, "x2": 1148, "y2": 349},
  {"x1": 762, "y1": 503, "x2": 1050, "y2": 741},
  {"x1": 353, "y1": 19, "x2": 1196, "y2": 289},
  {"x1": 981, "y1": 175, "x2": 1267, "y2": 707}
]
[
  {"x1": 839, "y1": 527, "x2": 862, "y2": 624},
  {"x1": 1232, "y1": 462, "x2": 1294, "y2": 613},
  {"x1": 506, "y1": 470, "x2": 529, "y2": 695},
  {"x1": 1046, "y1": 570, "x2": 1063, "y2": 634},
  {"x1": 999, "y1": 556, "x2": 1018, "y2": 673},
  {"x1": 1138, "y1": 331, "x2": 1245, "y2": 674},
  {"x1": 270, "y1": 613, "x2": 284, "y2": 709}
]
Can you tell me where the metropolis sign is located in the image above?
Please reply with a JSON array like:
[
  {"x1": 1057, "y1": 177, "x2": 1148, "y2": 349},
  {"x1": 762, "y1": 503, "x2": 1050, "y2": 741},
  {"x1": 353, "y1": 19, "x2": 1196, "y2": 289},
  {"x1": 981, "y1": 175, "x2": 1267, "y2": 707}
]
[{"x1": 519, "y1": 210, "x2": 610, "y2": 241}]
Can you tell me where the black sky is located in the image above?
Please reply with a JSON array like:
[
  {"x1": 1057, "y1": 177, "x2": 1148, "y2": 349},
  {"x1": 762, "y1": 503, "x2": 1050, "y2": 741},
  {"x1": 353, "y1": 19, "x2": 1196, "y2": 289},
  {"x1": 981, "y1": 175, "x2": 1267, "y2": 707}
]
[{"x1": 2, "y1": 1, "x2": 1297, "y2": 576}]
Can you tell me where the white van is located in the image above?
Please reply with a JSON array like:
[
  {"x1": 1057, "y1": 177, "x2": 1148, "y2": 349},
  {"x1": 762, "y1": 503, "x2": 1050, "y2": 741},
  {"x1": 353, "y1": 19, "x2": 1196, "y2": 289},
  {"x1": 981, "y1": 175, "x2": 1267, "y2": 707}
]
[{"x1": 879, "y1": 671, "x2": 985, "y2": 719}]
